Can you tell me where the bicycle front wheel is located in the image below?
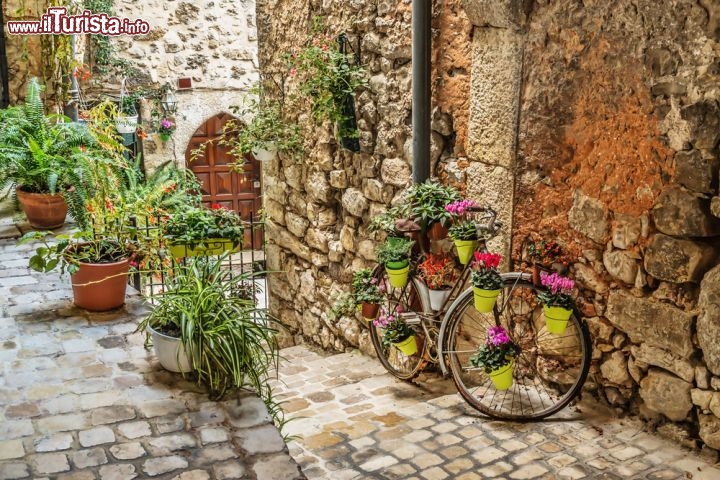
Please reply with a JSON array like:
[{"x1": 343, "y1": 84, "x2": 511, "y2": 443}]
[
  {"x1": 368, "y1": 265, "x2": 429, "y2": 381},
  {"x1": 444, "y1": 273, "x2": 591, "y2": 420}
]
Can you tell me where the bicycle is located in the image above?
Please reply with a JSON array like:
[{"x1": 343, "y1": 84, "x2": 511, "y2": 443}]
[{"x1": 368, "y1": 207, "x2": 592, "y2": 421}]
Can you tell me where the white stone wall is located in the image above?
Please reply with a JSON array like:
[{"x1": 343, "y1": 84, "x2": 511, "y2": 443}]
[{"x1": 107, "y1": 0, "x2": 260, "y2": 168}]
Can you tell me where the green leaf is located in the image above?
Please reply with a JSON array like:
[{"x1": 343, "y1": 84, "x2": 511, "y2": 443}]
[
  {"x1": 28, "y1": 255, "x2": 45, "y2": 272},
  {"x1": 45, "y1": 258, "x2": 59, "y2": 272}
]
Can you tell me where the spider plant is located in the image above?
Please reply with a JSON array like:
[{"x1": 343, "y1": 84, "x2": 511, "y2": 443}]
[{"x1": 136, "y1": 257, "x2": 282, "y2": 406}]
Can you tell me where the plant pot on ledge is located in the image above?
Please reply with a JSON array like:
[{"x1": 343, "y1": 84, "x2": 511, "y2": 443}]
[{"x1": 16, "y1": 187, "x2": 68, "y2": 230}]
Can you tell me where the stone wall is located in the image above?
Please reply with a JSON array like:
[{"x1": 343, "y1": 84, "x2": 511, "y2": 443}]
[
  {"x1": 508, "y1": 0, "x2": 720, "y2": 449},
  {"x1": 256, "y1": 0, "x2": 473, "y2": 351},
  {"x1": 104, "y1": 0, "x2": 259, "y2": 170}
]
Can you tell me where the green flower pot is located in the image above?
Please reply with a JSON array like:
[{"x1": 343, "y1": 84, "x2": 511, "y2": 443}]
[
  {"x1": 473, "y1": 287, "x2": 500, "y2": 313},
  {"x1": 543, "y1": 305, "x2": 573, "y2": 335},
  {"x1": 489, "y1": 360, "x2": 513, "y2": 390},
  {"x1": 386, "y1": 264, "x2": 410, "y2": 288},
  {"x1": 455, "y1": 239, "x2": 477, "y2": 265},
  {"x1": 393, "y1": 335, "x2": 418, "y2": 356}
]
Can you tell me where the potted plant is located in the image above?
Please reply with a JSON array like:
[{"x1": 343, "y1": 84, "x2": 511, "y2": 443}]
[
  {"x1": 157, "y1": 117, "x2": 176, "y2": 142},
  {"x1": 470, "y1": 252, "x2": 503, "y2": 313},
  {"x1": 527, "y1": 238, "x2": 564, "y2": 285},
  {"x1": 404, "y1": 179, "x2": 462, "y2": 239},
  {"x1": 232, "y1": 85, "x2": 302, "y2": 161},
  {"x1": 352, "y1": 268, "x2": 383, "y2": 321},
  {"x1": 373, "y1": 306, "x2": 416, "y2": 356},
  {"x1": 446, "y1": 199, "x2": 479, "y2": 265},
  {"x1": 115, "y1": 92, "x2": 140, "y2": 134},
  {"x1": 19, "y1": 228, "x2": 139, "y2": 312},
  {"x1": 376, "y1": 236, "x2": 414, "y2": 289},
  {"x1": 163, "y1": 204, "x2": 245, "y2": 258},
  {"x1": 417, "y1": 254, "x2": 457, "y2": 311},
  {"x1": 0, "y1": 78, "x2": 103, "y2": 229},
  {"x1": 469, "y1": 325, "x2": 520, "y2": 390},
  {"x1": 136, "y1": 258, "x2": 281, "y2": 401},
  {"x1": 537, "y1": 272, "x2": 576, "y2": 334}
]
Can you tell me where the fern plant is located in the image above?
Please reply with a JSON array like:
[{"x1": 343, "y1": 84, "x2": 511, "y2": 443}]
[{"x1": 0, "y1": 78, "x2": 119, "y2": 228}]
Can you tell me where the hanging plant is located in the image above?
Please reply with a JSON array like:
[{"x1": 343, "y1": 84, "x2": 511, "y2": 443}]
[{"x1": 290, "y1": 17, "x2": 368, "y2": 143}]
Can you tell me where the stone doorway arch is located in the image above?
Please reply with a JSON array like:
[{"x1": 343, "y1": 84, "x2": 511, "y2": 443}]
[{"x1": 185, "y1": 113, "x2": 263, "y2": 248}]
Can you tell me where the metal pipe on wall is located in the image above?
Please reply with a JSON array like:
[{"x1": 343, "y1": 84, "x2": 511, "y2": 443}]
[
  {"x1": 0, "y1": 0, "x2": 11, "y2": 108},
  {"x1": 412, "y1": 0, "x2": 431, "y2": 184}
]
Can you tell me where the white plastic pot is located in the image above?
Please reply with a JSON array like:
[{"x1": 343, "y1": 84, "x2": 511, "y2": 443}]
[
  {"x1": 148, "y1": 325, "x2": 193, "y2": 373},
  {"x1": 115, "y1": 115, "x2": 139, "y2": 134},
  {"x1": 428, "y1": 288, "x2": 451, "y2": 311},
  {"x1": 251, "y1": 144, "x2": 278, "y2": 161}
]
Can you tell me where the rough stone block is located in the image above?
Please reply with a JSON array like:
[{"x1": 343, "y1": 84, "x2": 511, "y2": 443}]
[
  {"x1": 713, "y1": 197, "x2": 720, "y2": 218},
  {"x1": 306, "y1": 171, "x2": 332, "y2": 204},
  {"x1": 697, "y1": 265, "x2": 720, "y2": 376},
  {"x1": 699, "y1": 414, "x2": 720, "y2": 450},
  {"x1": 233, "y1": 424, "x2": 285, "y2": 454},
  {"x1": 0, "y1": 462, "x2": 28, "y2": 480},
  {"x1": 99, "y1": 464, "x2": 137, "y2": 480},
  {"x1": 34, "y1": 433, "x2": 73, "y2": 453},
  {"x1": 285, "y1": 212, "x2": 309, "y2": 238},
  {"x1": 605, "y1": 290, "x2": 694, "y2": 358},
  {"x1": 266, "y1": 221, "x2": 311, "y2": 262},
  {"x1": 252, "y1": 453, "x2": 304, "y2": 480},
  {"x1": 306, "y1": 228, "x2": 330, "y2": 253},
  {"x1": 341, "y1": 188, "x2": 368, "y2": 218},
  {"x1": 652, "y1": 187, "x2": 720, "y2": 237},
  {"x1": 603, "y1": 250, "x2": 639, "y2": 285},
  {"x1": 600, "y1": 351, "x2": 632, "y2": 386},
  {"x1": 681, "y1": 100, "x2": 720, "y2": 150},
  {"x1": 573, "y1": 263, "x2": 609, "y2": 294},
  {"x1": 461, "y1": 0, "x2": 530, "y2": 29},
  {"x1": 72, "y1": 448, "x2": 108, "y2": 469},
  {"x1": 213, "y1": 461, "x2": 246, "y2": 480},
  {"x1": 611, "y1": 214, "x2": 641, "y2": 249},
  {"x1": 630, "y1": 344, "x2": 694, "y2": 382},
  {"x1": 91, "y1": 406, "x2": 136, "y2": 425},
  {"x1": 640, "y1": 369, "x2": 693, "y2": 421},
  {"x1": 264, "y1": 199, "x2": 285, "y2": 226},
  {"x1": 109, "y1": 442, "x2": 146, "y2": 460},
  {"x1": 467, "y1": 27, "x2": 522, "y2": 169},
  {"x1": 79, "y1": 426, "x2": 115, "y2": 447},
  {"x1": 0, "y1": 439, "x2": 25, "y2": 460},
  {"x1": 35, "y1": 452, "x2": 71, "y2": 474},
  {"x1": 329, "y1": 170, "x2": 348, "y2": 189},
  {"x1": 142, "y1": 456, "x2": 189, "y2": 476},
  {"x1": 380, "y1": 158, "x2": 411, "y2": 187},
  {"x1": 568, "y1": 190, "x2": 608, "y2": 243},
  {"x1": 675, "y1": 150, "x2": 719, "y2": 194},
  {"x1": 644, "y1": 234, "x2": 716, "y2": 283}
]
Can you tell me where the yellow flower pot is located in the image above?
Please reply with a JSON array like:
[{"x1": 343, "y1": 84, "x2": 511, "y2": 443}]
[
  {"x1": 454, "y1": 239, "x2": 477, "y2": 265},
  {"x1": 386, "y1": 265, "x2": 410, "y2": 289},
  {"x1": 168, "y1": 238, "x2": 240, "y2": 258},
  {"x1": 489, "y1": 360, "x2": 513, "y2": 390},
  {"x1": 393, "y1": 335, "x2": 418, "y2": 356},
  {"x1": 473, "y1": 287, "x2": 500, "y2": 313},
  {"x1": 543, "y1": 305, "x2": 573, "y2": 335}
]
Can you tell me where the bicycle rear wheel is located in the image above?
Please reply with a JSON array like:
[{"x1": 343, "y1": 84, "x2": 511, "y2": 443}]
[
  {"x1": 368, "y1": 265, "x2": 429, "y2": 380},
  {"x1": 444, "y1": 273, "x2": 591, "y2": 420}
]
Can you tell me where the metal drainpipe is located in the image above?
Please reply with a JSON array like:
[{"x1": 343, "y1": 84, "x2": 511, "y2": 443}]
[
  {"x1": 64, "y1": 35, "x2": 79, "y2": 121},
  {"x1": 412, "y1": 0, "x2": 431, "y2": 184}
]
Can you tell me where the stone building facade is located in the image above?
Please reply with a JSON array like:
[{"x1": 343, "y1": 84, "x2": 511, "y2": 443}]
[{"x1": 258, "y1": 0, "x2": 720, "y2": 451}]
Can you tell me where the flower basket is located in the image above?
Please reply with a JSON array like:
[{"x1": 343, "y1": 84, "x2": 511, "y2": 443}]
[
  {"x1": 489, "y1": 360, "x2": 513, "y2": 390},
  {"x1": 454, "y1": 239, "x2": 477, "y2": 265},
  {"x1": 543, "y1": 305, "x2": 573, "y2": 334},
  {"x1": 361, "y1": 302, "x2": 380, "y2": 321},
  {"x1": 428, "y1": 288, "x2": 451, "y2": 311},
  {"x1": 393, "y1": 335, "x2": 418, "y2": 356},
  {"x1": 473, "y1": 287, "x2": 500, "y2": 313},
  {"x1": 169, "y1": 238, "x2": 240, "y2": 258},
  {"x1": 115, "y1": 115, "x2": 138, "y2": 134}
]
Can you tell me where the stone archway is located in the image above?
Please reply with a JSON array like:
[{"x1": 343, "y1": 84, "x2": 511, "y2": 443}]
[{"x1": 184, "y1": 112, "x2": 263, "y2": 248}]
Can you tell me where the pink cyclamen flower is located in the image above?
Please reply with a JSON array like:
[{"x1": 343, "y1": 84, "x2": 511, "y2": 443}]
[
  {"x1": 445, "y1": 199, "x2": 478, "y2": 216},
  {"x1": 540, "y1": 272, "x2": 575, "y2": 294},
  {"x1": 160, "y1": 119, "x2": 174, "y2": 129},
  {"x1": 486, "y1": 325, "x2": 511, "y2": 346}
]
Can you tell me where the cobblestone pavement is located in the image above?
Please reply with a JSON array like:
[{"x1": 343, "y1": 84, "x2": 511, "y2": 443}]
[
  {"x1": 0, "y1": 237, "x2": 304, "y2": 480},
  {"x1": 275, "y1": 345, "x2": 720, "y2": 480}
]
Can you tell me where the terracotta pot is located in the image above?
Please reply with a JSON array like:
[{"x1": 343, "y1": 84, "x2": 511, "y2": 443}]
[
  {"x1": 16, "y1": 188, "x2": 67, "y2": 229},
  {"x1": 361, "y1": 302, "x2": 380, "y2": 320},
  {"x1": 71, "y1": 258, "x2": 130, "y2": 311},
  {"x1": 427, "y1": 222, "x2": 448, "y2": 240}
]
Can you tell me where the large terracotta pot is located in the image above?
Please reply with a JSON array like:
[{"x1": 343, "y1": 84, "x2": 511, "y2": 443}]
[
  {"x1": 16, "y1": 188, "x2": 67, "y2": 229},
  {"x1": 71, "y1": 258, "x2": 130, "y2": 311},
  {"x1": 427, "y1": 222, "x2": 448, "y2": 240}
]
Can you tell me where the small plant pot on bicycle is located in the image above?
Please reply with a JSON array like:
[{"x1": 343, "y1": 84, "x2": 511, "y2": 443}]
[
  {"x1": 374, "y1": 307, "x2": 417, "y2": 356},
  {"x1": 470, "y1": 252, "x2": 503, "y2": 313},
  {"x1": 352, "y1": 268, "x2": 384, "y2": 321},
  {"x1": 376, "y1": 237, "x2": 414, "y2": 289},
  {"x1": 469, "y1": 325, "x2": 520, "y2": 390},
  {"x1": 537, "y1": 272, "x2": 576, "y2": 335}
]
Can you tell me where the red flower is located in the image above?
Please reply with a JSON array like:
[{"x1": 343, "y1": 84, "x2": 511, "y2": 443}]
[{"x1": 211, "y1": 203, "x2": 222, "y2": 209}]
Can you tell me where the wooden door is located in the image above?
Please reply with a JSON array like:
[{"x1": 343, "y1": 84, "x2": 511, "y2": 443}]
[{"x1": 185, "y1": 113, "x2": 263, "y2": 249}]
